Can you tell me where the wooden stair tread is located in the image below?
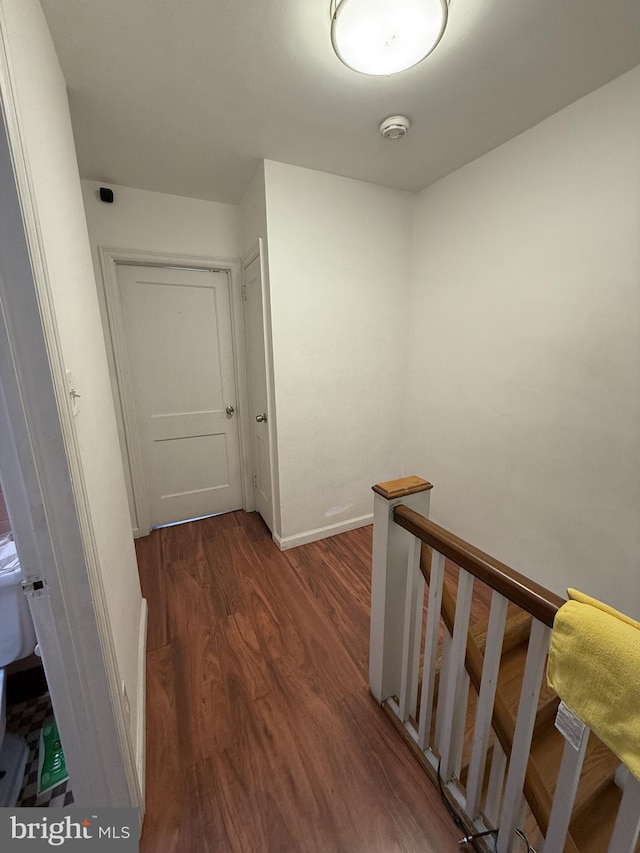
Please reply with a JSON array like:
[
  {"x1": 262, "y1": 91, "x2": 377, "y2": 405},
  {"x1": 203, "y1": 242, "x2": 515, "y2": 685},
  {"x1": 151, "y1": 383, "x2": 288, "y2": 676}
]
[
  {"x1": 457, "y1": 644, "x2": 558, "y2": 783},
  {"x1": 459, "y1": 609, "x2": 556, "y2": 731},
  {"x1": 569, "y1": 779, "x2": 640, "y2": 853},
  {"x1": 454, "y1": 635, "x2": 617, "y2": 847},
  {"x1": 435, "y1": 600, "x2": 532, "y2": 666},
  {"x1": 424, "y1": 573, "x2": 624, "y2": 851},
  {"x1": 470, "y1": 602, "x2": 532, "y2": 656},
  {"x1": 438, "y1": 631, "x2": 559, "y2": 780},
  {"x1": 531, "y1": 718, "x2": 621, "y2": 821},
  {"x1": 495, "y1": 640, "x2": 559, "y2": 723}
]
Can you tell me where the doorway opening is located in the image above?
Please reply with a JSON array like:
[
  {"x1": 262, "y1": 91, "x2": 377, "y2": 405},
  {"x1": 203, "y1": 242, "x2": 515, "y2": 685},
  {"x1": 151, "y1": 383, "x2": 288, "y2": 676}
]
[
  {"x1": 0, "y1": 94, "x2": 141, "y2": 812},
  {"x1": 0, "y1": 505, "x2": 72, "y2": 808}
]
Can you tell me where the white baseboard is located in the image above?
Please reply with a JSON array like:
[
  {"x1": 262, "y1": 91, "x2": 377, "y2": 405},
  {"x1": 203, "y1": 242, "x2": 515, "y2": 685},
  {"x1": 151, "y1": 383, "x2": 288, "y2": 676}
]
[
  {"x1": 136, "y1": 598, "x2": 148, "y2": 808},
  {"x1": 274, "y1": 513, "x2": 373, "y2": 551}
]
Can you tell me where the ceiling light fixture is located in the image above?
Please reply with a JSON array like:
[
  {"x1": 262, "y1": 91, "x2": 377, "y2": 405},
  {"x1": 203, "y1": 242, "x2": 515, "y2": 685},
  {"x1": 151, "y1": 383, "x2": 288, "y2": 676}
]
[{"x1": 330, "y1": 0, "x2": 448, "y2": 76}]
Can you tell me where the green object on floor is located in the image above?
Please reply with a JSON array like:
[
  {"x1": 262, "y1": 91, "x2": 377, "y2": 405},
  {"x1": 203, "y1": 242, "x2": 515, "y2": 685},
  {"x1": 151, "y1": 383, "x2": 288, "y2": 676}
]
[{"x1": 37, "y1": 718, "x2": 68, "y2": 795}]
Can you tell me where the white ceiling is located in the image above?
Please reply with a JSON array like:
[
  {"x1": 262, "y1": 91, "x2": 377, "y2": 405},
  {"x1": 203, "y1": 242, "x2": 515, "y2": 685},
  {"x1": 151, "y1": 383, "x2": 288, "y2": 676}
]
[{"x1": 40, "y1": 0, "x2": 640, "y2": 206}]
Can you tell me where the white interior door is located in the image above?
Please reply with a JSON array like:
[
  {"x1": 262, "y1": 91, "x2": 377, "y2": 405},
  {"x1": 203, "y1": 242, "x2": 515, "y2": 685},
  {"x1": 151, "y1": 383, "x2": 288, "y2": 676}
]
[
  {"x1": 244, "y1": 255, "x2": 274, "y2": 532},
  {"x1": 118, "y1": 264, "x2": 242, "y2": 528}
]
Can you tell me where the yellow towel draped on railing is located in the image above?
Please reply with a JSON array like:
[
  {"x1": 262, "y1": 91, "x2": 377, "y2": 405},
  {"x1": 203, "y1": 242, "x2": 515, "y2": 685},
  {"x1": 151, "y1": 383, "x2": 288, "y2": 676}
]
[{"x1": 547, "y1": 588, "x2": 640, "y2": 780}]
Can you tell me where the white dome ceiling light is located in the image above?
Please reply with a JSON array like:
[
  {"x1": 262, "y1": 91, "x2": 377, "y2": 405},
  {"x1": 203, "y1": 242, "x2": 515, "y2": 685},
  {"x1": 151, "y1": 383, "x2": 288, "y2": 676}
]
[
  {"x1": 330, "y1": 0, "x2": 449, "y2": 76},
  {"x1": 379, "y1": 115, "x2": 410, "y2": 140}
]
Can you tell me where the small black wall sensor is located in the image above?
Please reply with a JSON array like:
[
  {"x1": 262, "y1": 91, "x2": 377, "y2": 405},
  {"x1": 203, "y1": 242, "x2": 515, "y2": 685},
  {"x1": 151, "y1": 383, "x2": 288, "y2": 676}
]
[{"x1": 99, "y1": 187, "x2": 114, "y2": 203}]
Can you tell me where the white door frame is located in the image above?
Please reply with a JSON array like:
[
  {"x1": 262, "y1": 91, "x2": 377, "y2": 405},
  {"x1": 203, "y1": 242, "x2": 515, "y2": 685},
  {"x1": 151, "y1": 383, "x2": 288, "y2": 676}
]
[
  {"x1": 0, "y1": 69, "x2": 142, "y2": 809},
  {"x1": 98, "y1": 247, "x2": 253, "y2": 537},
  {"x1": 242, "y1": 239, "x2": 282, "y2": 541}
]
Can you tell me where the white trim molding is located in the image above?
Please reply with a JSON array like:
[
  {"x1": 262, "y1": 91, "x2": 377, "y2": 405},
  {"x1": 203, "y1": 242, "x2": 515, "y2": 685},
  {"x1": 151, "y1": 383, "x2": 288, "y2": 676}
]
[
  {"x1": 136, "y1": 598, "x2": 148, "y2": 799},
  {"x1": 0, "y1": 13, "x2": 141, "y2": 809},
  {"x1": 274, "y1": 513, "x2": 373, "y2": 551}
]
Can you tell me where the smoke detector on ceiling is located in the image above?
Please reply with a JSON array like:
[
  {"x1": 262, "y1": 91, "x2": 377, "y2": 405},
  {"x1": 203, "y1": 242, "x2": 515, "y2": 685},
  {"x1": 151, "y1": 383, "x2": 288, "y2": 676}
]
[{"x1": 380, "y1": 115, "x2": 410, "y2": 141}]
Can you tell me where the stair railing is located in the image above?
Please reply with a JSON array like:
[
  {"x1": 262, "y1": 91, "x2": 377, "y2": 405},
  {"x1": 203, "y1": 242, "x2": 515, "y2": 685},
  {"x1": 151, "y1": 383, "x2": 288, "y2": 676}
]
[{"x1": 370, "y1": 476, "x2": 640, "y2": 853}]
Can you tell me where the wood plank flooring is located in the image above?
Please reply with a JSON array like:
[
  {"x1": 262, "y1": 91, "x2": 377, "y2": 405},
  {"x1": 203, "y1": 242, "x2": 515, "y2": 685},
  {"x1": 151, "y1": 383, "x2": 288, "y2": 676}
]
[{"x1": 136, "y1": 511, "x2": 462, "y2": 852}]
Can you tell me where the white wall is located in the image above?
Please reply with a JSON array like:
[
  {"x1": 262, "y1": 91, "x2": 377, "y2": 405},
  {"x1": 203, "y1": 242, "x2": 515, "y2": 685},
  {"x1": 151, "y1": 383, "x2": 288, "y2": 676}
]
[
  {"x1": 263, "y1": 160, "x2": 412, "y2": 546},
  {"x1": 240, "y1": 161, "x2": 268, "y2": 256},
  {"x1": 82, "y1": 180, "x2": 241, "y2": 259},
  {"x1": 405, "y1": 67, "x2": 640, "y2": 617},
  {"x1": 0, "y1": 0, "x2": 144, "y2": 780},
  {"x1": 81, "y1": 181, "x2": 241, "y2": 530}
]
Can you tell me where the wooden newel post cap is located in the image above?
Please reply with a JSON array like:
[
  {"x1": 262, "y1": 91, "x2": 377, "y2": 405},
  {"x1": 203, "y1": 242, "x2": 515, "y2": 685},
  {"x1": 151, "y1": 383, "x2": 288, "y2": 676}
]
[{"x1": 372, "y1": 476, "x2": 433, "y2": 500}]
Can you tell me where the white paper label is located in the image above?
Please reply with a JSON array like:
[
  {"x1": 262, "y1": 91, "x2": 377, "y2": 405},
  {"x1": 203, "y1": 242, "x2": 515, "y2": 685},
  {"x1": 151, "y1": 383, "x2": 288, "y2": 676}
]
[{"x1": 555, "y1": 700, "x2": 588, "y2": 750}]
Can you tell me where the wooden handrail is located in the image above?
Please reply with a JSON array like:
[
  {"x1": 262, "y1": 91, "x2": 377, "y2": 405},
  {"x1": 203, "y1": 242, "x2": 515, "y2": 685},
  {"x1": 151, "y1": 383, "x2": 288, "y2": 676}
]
[{"x1": 394, "y1": 505, "x2": 565, "y2": 627}]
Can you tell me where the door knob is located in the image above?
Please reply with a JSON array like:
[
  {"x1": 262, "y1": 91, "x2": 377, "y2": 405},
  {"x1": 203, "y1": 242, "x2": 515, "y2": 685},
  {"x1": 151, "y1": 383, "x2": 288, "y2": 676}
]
[
  {"x1": 256, "y1": 413, "x2": 267, "y2": 423},
  {"x1": 226, "y1": 405, "x2": 235, "y2": 415}
]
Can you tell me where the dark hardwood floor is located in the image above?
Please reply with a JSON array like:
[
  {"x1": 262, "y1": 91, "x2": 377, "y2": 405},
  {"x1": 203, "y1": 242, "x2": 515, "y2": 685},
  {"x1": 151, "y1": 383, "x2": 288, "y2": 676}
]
[{"x1": 136, "y1": 510, "x2": 463, "y2": 852}]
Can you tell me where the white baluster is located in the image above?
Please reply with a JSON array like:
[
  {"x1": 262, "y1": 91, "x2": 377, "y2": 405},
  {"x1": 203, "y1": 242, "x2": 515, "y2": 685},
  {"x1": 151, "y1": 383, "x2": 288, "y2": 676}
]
[
  {"x1": 436, "y1": 568, "x2": 474, "y2": 780},
  {"x1": 543, "y1": 703, "x2": 589, "y2": 853},
  {"x1": 465, "y1": 590, "x2": 509, "y2": 819},
  {"x1": 418, "y1": 549, "x2": 445, "y2": 750},
  {"x1": 398, "y1": 535, "x2": 425, "y2": 721},
  {"x1": 496, "y1": 619, "x2": 550, "y2": 853},
  {"x1": 484, "y1": 742, "x2": 507, "y2": 827},
  {"x1": 607, "y1": 772, "x2": 640, "y2": 853},
  {"x1": 516, "y1": 795, "x2": 528, "y2": 845},
  {"x1": 434, "y1": 627, "x2": 451, "y2": 748},
  {"x1": 452, "y1": 670, "x2": 470, "y2": 778}
]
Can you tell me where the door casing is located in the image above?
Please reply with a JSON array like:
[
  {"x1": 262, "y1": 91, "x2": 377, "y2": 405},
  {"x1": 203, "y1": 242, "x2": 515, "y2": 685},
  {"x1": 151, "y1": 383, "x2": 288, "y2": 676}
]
[
  {"x1": 99, "y1": 247, "x2": 253, "y2": 537},
  {"x1": 0, "y1": 54, "x2": 142, "y2": 808}
]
